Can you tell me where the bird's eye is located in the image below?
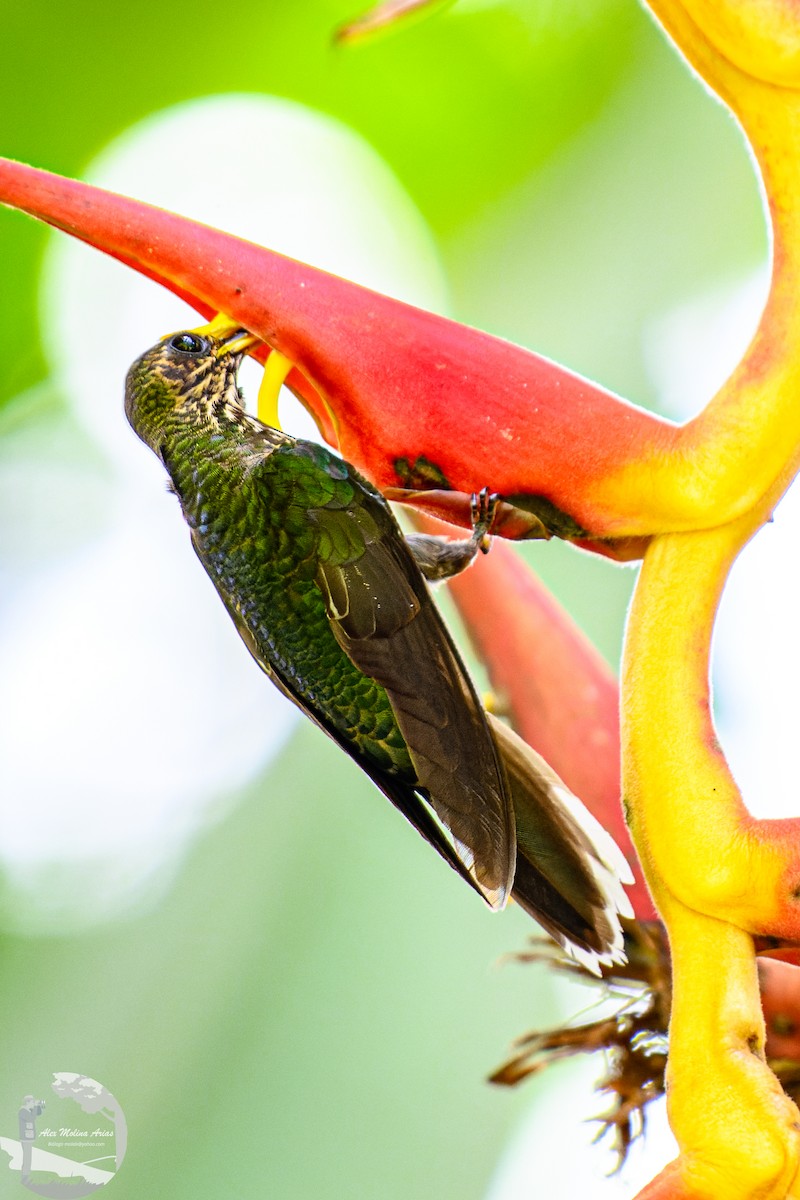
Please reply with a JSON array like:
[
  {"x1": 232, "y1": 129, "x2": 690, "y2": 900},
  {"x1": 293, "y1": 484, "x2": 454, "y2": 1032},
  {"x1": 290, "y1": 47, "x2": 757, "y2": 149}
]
[{"x1": 168, "y1": 332, "x2": 209, "y2": 355}]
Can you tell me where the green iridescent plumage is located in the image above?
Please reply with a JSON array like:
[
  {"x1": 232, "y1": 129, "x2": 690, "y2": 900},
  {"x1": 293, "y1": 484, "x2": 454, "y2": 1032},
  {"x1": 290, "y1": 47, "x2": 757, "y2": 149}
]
[{"x1": 125, "y1": 329, "x2": 630, "y2": 967}]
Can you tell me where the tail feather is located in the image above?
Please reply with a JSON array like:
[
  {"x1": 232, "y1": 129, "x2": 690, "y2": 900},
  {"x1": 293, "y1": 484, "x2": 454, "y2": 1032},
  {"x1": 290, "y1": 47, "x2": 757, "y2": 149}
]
[{"x1": 487, "y1": 715, "x2": 633, "y2": 973}]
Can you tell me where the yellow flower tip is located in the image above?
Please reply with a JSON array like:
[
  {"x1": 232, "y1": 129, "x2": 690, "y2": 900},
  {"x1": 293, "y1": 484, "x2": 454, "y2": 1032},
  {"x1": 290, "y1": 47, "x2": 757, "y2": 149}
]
[
  {"x1": 190, "y1": 312, "x2": 242, "y2": 340},
  {"x1": 159, "y1": 313, "x2": 260, "y2": 357},
  {"x1": 679, "y1": 0, "x2": 800, "y2": 87},
  {"x1": 185, "y1": 314, "x2": 259, "y2": 357},
  {"x1": 257, "y1": 350, "x2": 293, "y2": 430}
]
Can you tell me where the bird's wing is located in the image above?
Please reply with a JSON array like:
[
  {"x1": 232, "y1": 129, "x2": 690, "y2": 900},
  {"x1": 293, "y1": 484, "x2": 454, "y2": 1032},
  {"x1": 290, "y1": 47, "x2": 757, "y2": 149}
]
[
  {"x1": 189, "y1": 525, "x2": 488, "y2": 902},
  {"x1": 312, "y1": 480, "x2": 516, "y2": 908}
]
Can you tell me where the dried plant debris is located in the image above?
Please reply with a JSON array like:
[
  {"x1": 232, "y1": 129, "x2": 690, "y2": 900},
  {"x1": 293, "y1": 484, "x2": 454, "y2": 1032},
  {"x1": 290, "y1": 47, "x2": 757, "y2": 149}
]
[
  {"x1": 494, "y1": 922, "x2": 800, "y2": 1167},
  {"x1": 491, "y1": 922, "x2": 671, "y2": 1168}
]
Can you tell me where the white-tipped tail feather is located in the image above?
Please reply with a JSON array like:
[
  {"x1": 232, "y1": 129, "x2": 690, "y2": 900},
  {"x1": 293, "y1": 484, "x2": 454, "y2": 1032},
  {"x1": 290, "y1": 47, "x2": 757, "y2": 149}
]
[{"x1": 488, "y1": 715, "x2": 633, "y2": 975}]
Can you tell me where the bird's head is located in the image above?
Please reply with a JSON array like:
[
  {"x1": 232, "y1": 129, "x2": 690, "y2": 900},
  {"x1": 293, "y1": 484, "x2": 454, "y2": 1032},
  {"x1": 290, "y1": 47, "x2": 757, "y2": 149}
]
[{"x1": 125, "y1": 326, "x2": 256, "y2": 457}]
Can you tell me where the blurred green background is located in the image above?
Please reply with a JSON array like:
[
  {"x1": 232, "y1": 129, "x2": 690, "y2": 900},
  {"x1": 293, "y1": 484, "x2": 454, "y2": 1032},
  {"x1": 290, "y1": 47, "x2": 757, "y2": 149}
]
[{"x1": 0, "y1": 1, "x2": 766, "y2": 1197}]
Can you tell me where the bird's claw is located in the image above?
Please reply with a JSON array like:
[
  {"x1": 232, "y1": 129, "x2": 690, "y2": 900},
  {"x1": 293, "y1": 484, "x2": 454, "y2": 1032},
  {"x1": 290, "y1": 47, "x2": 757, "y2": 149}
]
[{"x1": 470, "y1": 487, "x2": 500, "y2": 554}]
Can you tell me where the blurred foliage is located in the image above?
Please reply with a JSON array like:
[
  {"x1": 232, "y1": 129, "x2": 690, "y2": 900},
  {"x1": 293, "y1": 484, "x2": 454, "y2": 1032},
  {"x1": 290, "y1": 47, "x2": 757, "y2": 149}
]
[
  {"x1": 0, "y1": 0, "x2": 638, "y2": 407},
  {"x1": 0, "y1": 725, "x2": 555, "y2": 1199},
  {"x1": 0, "y1": 0, "x2": 768, "y2": 1196}
]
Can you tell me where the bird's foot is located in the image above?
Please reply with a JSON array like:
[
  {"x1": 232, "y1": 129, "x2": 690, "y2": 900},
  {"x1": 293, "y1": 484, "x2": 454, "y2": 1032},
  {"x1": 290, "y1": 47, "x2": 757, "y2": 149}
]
[{"x1": 470, "y1": 487, "x2": 501, "y2": 554}]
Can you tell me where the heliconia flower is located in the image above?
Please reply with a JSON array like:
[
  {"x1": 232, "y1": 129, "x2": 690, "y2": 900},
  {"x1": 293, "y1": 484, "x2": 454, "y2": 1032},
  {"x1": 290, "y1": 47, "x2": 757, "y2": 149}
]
[
  {"x1": 0, "y1": 154, "x2": 696, "y2": 558},
  {"x1": 618, "y1": 1, "x2": 800, "y2": 1196},
  {"x1": 0, "y1": 152, "x2": 650, "y2": 915},
  {"x1": 7, "y1": 0, "x2": 800, "y2": 1190}
]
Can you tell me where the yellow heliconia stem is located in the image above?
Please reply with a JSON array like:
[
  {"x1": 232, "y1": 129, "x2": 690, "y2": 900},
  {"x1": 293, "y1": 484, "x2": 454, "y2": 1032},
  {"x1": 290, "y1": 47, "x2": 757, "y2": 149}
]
[
  {"x1": 624, "y1": 507, "x2": 800, "y2": 941},
  {"x1": 663, "y1": 896, "x2": 797, "y2": 1199},
  {"x1": 588, "y1": 3, "x2": 800, "y2": 545},
  {"x1": 623, "y1": 515, "x2": 800, "y2": 1197},
  {"x1": 257, "y1": 350, "x2": 293, "y2": 430},
  {"x1": 618, "y1": 3, "x2": 800, "y2": 1192}
]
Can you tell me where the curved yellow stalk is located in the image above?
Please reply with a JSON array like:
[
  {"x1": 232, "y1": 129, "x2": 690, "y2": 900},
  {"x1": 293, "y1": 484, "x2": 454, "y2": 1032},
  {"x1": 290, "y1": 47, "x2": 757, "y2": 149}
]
[
  {"x1": 661, "y1": 895, "x2": 798, "y2": 1199},
  {"x1": 623, "y1": 505, "x2": 800, "y2": 942},
  {"x1": 623, "y1": 514, "x2": 800, "y2": 1195},
  {"x1": 613, "y1": 3, "x2": 800, "y2": 1193},
  {"x1": 593, "y1": 4, "x2": 800, "y2": 541}
]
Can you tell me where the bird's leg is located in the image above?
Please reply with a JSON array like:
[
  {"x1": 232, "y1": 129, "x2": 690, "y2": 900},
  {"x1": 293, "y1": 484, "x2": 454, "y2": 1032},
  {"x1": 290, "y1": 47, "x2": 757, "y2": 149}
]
[{"x1": 406, "y1": 488, "x2": 500, "y2": 582}]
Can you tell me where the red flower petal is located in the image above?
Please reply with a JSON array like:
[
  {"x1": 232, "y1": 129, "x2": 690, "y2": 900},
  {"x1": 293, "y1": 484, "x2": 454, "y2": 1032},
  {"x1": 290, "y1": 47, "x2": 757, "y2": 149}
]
[{"x1": 0, "y1": 157, "x2": 676, "y2": 545}]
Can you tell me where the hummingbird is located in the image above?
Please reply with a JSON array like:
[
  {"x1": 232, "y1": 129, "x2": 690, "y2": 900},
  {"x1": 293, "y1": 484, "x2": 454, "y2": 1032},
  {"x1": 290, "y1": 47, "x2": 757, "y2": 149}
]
[{"x1": 124, "y1": 326, "x2": 630, "y2": 969}]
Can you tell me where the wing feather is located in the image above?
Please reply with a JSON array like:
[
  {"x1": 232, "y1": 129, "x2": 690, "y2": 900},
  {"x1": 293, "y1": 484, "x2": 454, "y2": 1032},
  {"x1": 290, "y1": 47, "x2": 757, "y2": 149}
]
[
  {"x1": 191, "y1": 524, "x2": 488, "y2": 900},
  {"x1": 315, "y1": 495, "x2": 516, "y2": 906}
]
